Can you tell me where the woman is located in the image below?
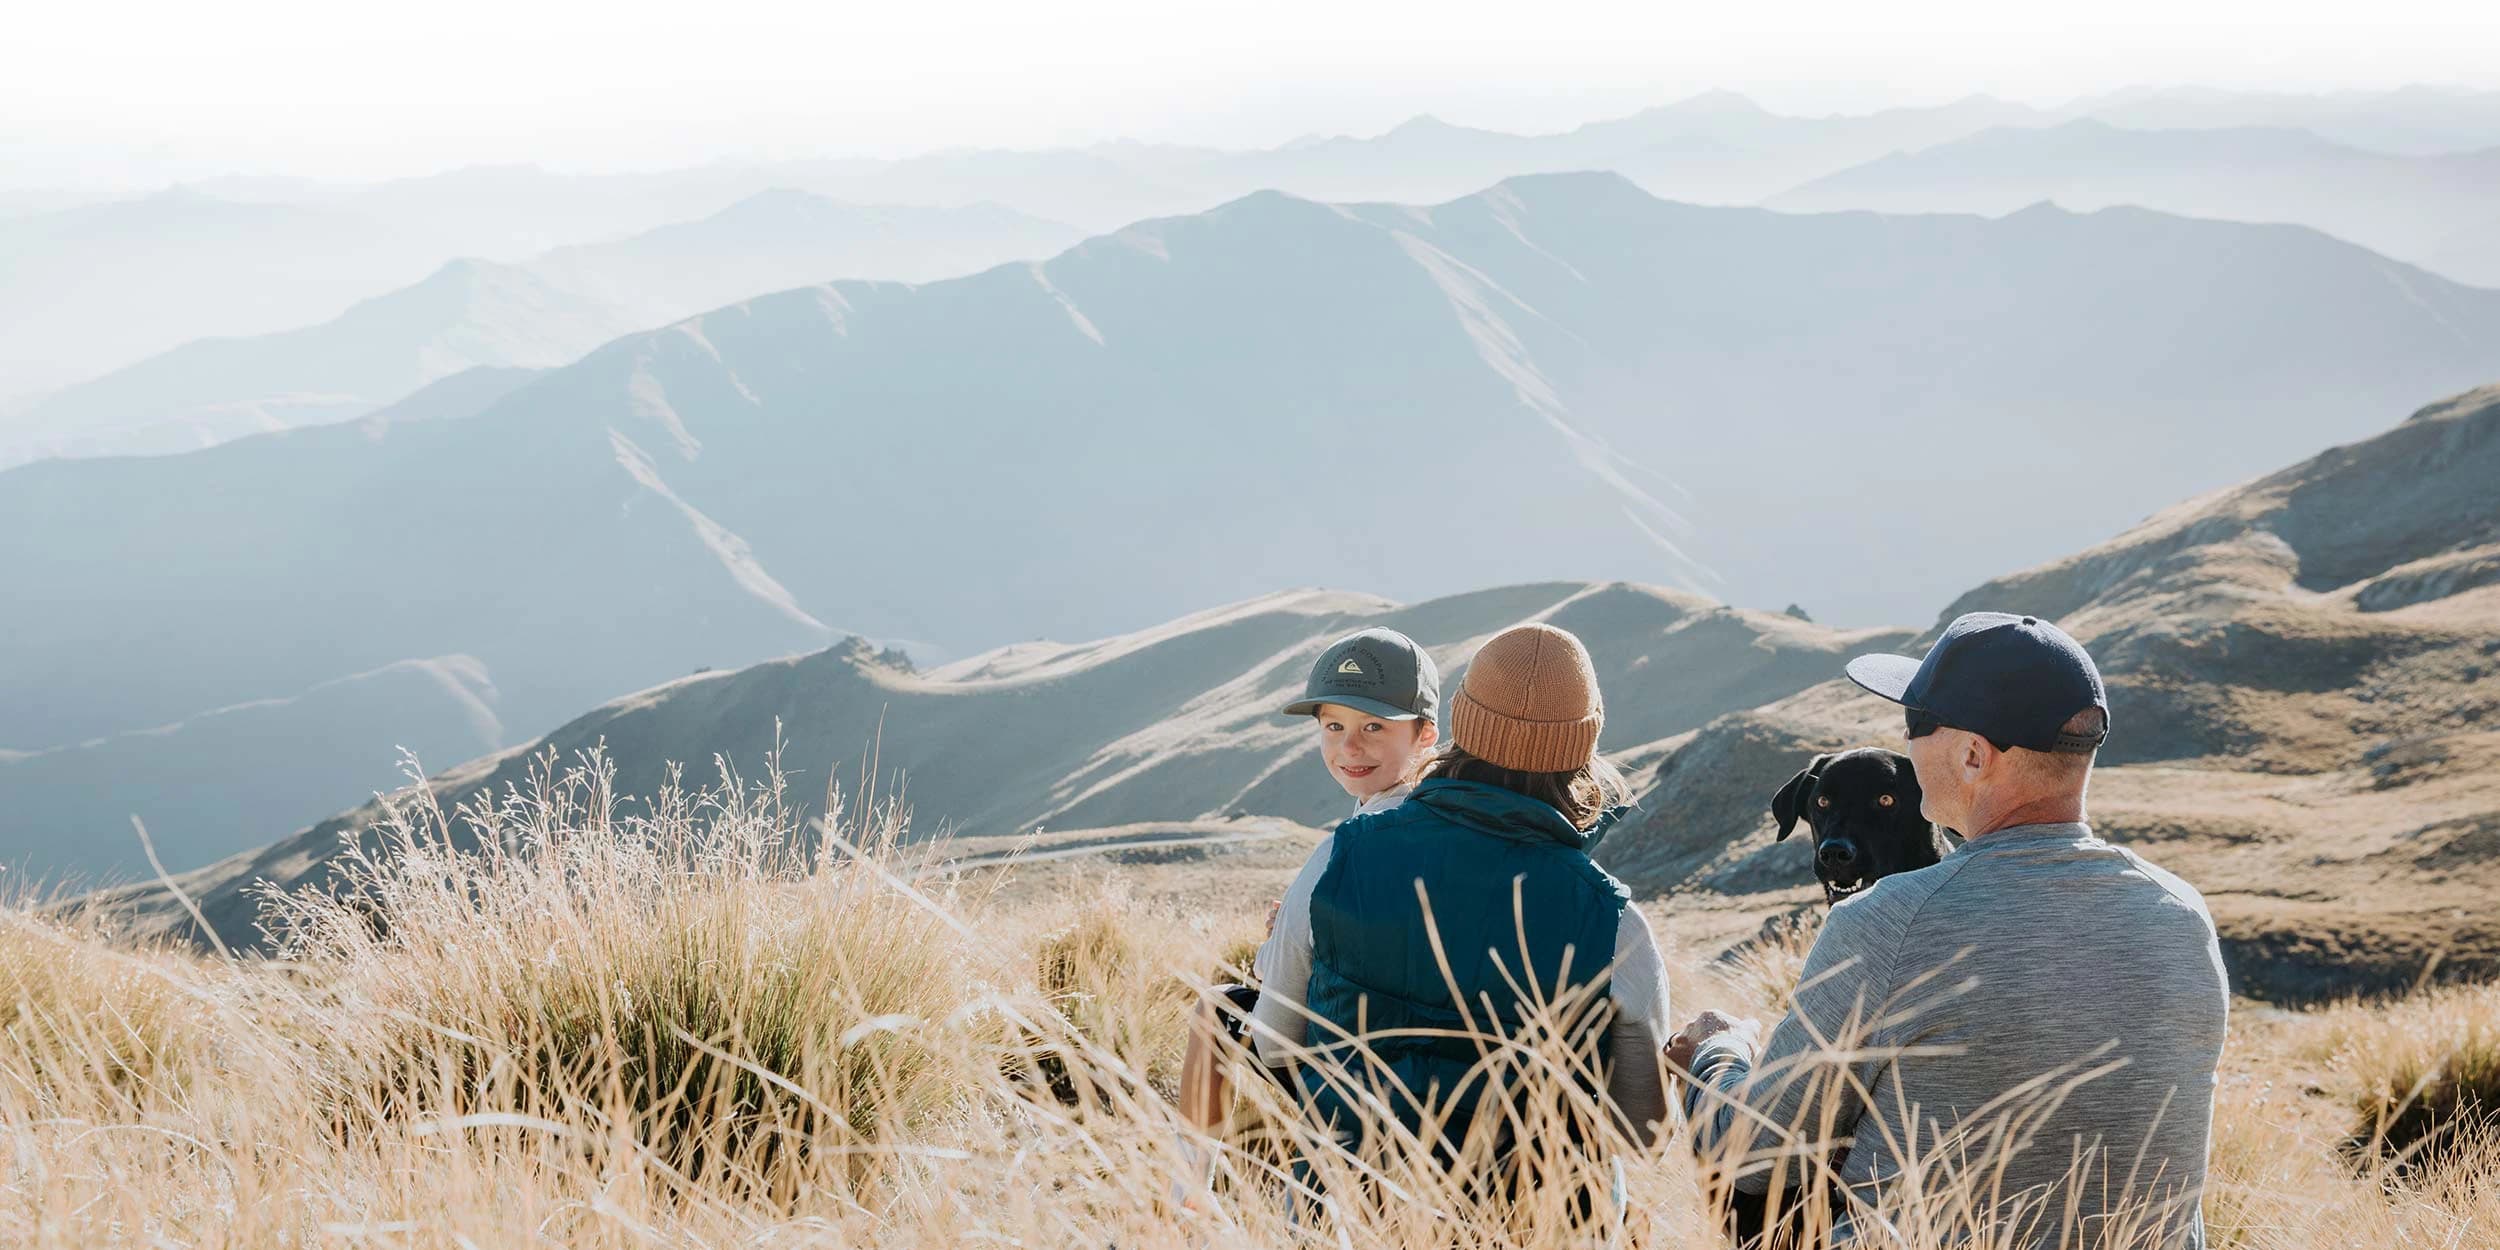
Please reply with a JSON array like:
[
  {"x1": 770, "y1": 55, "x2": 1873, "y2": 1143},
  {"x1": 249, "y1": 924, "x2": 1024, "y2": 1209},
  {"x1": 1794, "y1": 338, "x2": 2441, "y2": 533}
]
[{"x1": 1198, "y1": 623, "x2": 1671, "y2": 1202}]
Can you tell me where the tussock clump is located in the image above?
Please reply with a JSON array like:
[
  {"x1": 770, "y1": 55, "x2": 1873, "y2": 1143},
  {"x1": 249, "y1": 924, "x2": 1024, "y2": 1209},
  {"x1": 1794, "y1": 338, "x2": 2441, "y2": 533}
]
[
  {"x1": 0, "y1": 912, "x2": 218, "y2": 1109},
  {"x1": 271, "y1": 748, "x2": 990, "y2": 1198},
  {"x1": 1026, "y1": 883, "x2": 1208, "y2": 1101},
  {"x1": 2316, "y1": 979, "x2": 2500, "y2": 1169},
  {"x1": 1717, "y1": 905, "x2": 1824, "y2": 1011},
  {"x1": 1213, "y1": 927, "x2": 1265, "y2": 982}
]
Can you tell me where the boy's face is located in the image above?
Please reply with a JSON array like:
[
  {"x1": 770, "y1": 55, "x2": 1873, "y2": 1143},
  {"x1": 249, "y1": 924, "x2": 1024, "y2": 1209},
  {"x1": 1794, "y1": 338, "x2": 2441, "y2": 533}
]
[{"x1": 1313, "y1": 702, "x2": 1438, "y2": 801}]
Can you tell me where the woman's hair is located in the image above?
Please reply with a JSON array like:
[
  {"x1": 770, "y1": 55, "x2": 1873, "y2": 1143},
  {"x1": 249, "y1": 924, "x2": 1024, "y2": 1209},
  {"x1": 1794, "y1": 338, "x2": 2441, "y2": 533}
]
[{"x1": 1415, "y1": 741, "x2": 1631, "y2": 831}]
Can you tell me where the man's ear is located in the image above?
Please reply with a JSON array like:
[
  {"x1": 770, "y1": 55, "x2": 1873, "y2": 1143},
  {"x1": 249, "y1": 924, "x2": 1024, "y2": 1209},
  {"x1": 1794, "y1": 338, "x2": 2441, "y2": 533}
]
[
  {"x1": 1769, "y1": 754, "x2": 1832, "y2": 841},
  {"x1": 1961, "y1": 733, "x2": 1997, "y2": 780}
]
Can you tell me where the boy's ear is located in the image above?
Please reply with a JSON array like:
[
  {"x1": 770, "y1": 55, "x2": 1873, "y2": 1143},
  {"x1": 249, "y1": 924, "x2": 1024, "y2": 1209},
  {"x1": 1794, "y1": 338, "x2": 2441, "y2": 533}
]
[{"x1": 1769, "y1": 753, "x2": 1834, "y2": 841}]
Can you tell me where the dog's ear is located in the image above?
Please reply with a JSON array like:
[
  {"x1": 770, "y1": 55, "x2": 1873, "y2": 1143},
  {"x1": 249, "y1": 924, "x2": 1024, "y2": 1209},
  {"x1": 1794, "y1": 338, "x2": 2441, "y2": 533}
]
[{"x1": 1769, "y1": 754, "x2": 1833, "y2": 841}]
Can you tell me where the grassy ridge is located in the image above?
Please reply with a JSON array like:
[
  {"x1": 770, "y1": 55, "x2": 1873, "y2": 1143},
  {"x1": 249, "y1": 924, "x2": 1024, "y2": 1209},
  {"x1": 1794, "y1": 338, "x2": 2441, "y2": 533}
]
[{"x1": 4, "y1": 753, "x2": 2495, "y2": 1247}]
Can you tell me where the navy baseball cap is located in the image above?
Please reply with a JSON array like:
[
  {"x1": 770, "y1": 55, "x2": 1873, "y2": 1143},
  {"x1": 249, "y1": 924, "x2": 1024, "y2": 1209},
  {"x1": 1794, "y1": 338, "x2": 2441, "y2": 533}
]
[
  {"x1": 1280, "y1": 628, "x2": 1441, "y2": 723},
  {"x1": 1844, "y1": 612, "x2": 2110, "y2": 755}
]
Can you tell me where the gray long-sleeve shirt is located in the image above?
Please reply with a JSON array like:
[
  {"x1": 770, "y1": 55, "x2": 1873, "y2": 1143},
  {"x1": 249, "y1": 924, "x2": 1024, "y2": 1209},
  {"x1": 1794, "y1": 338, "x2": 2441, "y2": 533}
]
[
  {"x1": 1252, "y1": 829, "x2": 1673, "y2": 1146},
  {"x1": 1683, "y1": 821, "x2": 2228, "y2": 1249}
]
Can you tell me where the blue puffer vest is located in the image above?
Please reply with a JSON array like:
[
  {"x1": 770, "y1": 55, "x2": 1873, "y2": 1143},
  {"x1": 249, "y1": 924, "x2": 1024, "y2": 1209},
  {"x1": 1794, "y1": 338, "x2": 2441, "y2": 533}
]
[{"x1": 1297, "y1": 778, "x2": 1632, "y2": 1151}]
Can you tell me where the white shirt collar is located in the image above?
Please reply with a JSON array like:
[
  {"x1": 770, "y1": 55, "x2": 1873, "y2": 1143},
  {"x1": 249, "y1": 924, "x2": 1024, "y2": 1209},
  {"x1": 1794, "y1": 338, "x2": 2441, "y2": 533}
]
[{"x1": 1353, "y1": 783, "x2": 1415, "y2": 817}]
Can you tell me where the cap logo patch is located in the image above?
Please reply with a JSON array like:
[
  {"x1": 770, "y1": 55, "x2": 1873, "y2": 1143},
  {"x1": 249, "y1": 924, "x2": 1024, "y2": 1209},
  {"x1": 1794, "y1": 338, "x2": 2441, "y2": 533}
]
[{"x1": 1337, "y1": 657, "x2": 1366, "y2": 675}]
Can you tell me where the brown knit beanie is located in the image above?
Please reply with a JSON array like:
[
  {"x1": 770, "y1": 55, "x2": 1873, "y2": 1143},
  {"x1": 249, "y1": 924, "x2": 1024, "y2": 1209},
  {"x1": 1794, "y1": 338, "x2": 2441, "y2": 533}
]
[{"x1": 1449, "y1": 623, "x2": 1604, "y2": 773}]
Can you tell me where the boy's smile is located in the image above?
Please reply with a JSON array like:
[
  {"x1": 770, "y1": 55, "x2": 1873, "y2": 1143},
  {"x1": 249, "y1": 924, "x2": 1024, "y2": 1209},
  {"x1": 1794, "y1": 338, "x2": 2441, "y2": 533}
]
[{"x1": 1313, "y1": 701, "x2": 1438, "y2": 801}]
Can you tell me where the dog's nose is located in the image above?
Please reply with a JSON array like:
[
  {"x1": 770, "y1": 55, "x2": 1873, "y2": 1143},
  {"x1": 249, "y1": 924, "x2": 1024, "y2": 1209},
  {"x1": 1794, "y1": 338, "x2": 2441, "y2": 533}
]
[{"x1": 1818, "y1": 840, "x2": 1859, "y2": 869}]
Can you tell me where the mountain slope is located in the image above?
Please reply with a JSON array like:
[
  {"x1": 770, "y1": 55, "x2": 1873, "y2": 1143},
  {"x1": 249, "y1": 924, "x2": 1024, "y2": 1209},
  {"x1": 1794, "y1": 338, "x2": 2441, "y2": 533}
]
[
  {"x1": 90, "y1": 582, "x2": 1909, "y2": 947},
  {"x1": 9, "y1": 174, "x2": 2500, "y2": 868},
  {"x1": 2078, "y1": 84, "x2": 2500, "y2": 157},
  {"x1": 0, "y1": 656, "x2": 507, "y2": 885},
  {"x1": 1602, "y1": 384, "x2": 2500, "y2": 998},
  {"x1": 526, "y1": 190, "x2": 1081, "y2": 326},
  {"x1": 0, "y1": 190, "x2": 444, "y2": 394},
  {"x1": 11, "y1": 193, "x2": 1083, "y2": 465},
  {"x1": 1772, "y1": 120, "x2": 2500, "y2": 283},
  {"x1": 5, "y1": 261, "x2": 635, "y2": 465}
]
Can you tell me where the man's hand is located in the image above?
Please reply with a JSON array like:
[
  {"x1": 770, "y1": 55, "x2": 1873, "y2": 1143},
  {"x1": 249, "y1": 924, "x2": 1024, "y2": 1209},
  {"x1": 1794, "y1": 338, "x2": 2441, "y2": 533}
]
[
  {"x1": 1264, "y1": 899, "x2": 1282, "y2": 937},
  {"x1": 1665, "y1": 1010, "x2": 1761, "y2": 1075}
]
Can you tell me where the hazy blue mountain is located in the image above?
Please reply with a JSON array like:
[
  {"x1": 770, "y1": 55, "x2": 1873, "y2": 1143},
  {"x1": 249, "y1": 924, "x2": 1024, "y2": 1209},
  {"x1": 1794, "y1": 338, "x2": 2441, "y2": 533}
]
[
  {"x1": 348, "y1": 364, "x2": 545, "y2": 427},
  {"x1": 525, "y1": 189, "x2": 1081, "y2": 325},
  {"x1": 0, "y1": 188, "x2": 103, "y2": 221},
  {"x1": 4, "y1": 261, "x2": 635, "y2": 466},
  {"x1": 2078, "y1": 84, "x2": 2500, "y2": 156},
  {"x1": 0, "y1": 91, "x2": 2038, "y2": 405},
  {"x1": 9, "y1": 192, "x2": 1081, "y2": 465},
  {"x1": 788, "y1": 91, "x2": 2051, "y2": 224},
  {"x1": 8, "y1": 174, "x2": 2500, "y2": 868},
  {"x1": 1772, "y1": 120, "x2": 2500, "y2": 283},
  {"x1": 0, "y1": 655, "x2": 507, "y2": 887},
  {"x1": 0, "y1": 190, "x2": 443, "y2": 394},
  {"x1": 2430, "y1": 214, "x2": 2500, "y2": 289}
]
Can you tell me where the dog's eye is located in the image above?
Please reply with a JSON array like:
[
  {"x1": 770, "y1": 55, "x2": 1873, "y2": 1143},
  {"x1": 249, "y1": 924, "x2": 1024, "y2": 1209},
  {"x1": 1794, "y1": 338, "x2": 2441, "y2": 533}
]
[
  {"x1": 1815, "y1": 795, "x2": 1830, "y2": 809},
  {"x1": 1878, "y1": 794, "x2": 1896, "y2": 808}
]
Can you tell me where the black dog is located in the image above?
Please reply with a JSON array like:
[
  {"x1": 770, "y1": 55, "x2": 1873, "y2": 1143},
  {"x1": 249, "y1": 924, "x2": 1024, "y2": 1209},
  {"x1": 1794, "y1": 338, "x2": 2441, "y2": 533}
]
[
  {"x1": 1770, "y1": 748, "x2": 1950, "y2": 906},
  {"x1": 1708, "y1": 750, "x2": 1951, "y2": 1246}
]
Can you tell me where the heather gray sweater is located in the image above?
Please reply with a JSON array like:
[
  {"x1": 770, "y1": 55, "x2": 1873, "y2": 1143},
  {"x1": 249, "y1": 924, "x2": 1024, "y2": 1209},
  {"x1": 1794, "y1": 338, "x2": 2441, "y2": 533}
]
[{"x1": 1683, "y1": 822, "x2": 2228, "y2": 1249}]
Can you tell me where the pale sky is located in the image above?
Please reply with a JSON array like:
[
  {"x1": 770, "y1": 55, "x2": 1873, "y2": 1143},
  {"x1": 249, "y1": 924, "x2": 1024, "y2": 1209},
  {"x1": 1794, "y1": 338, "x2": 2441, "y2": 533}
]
[{"x1": 8, "y1": 0, "x2": 2500, "y2": 187}]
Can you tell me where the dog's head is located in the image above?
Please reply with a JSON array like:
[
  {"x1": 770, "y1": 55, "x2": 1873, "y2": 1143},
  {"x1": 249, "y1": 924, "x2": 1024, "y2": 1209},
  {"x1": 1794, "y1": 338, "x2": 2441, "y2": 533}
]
[{"x1": 1770, "y1": 748, "x2": 1946, "y2": 905}]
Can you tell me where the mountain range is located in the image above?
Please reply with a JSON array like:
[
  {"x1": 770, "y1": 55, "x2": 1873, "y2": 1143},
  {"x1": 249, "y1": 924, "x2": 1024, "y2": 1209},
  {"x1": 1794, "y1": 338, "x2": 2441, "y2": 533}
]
[
  {"x1": 1772, "y1": 120, "x2": 2500, "y2": 286},
  {"x1": 2074, "y1": 84, "x2": 2500, "y2": 156},
  {"x1": 89, "y1": 382, "x2": 2500, "y2": 1005},
  {"x1": 17, "y1": 84, "x2": 2500, "y2": 418},
  {"x1": 2, "y1": 192, "x2": 1081, "y2": 465},
  {"x1": 9, "y1": 173, "x2": 2500, "y2": 889}
]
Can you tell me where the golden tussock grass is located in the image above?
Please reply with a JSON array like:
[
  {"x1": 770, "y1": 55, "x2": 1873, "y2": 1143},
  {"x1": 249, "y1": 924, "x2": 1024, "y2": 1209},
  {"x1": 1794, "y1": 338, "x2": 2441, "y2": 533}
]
[{"x1": 0, "y1": 751, "x2": 2493, "y2": 1249}]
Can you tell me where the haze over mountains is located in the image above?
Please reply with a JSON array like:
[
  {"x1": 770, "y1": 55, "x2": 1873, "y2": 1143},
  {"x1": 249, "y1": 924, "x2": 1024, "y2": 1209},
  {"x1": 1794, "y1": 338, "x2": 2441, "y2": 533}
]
[
  {"x1": 7, "y1": 91, "x2": 2044, "y2": 410},
  {"x1": 14, "y1": 84, "x2": 2500, "y2": 426},
  {"x1": 94, "y1": 383, "x2": 2500, "y2": 1004},
  {"x1": 2075, "y1": 84, "x2": 2500, "y2": 155},
  {"x1": 3, "y1": 192, "x2": 1080, "y2": 465},
  {"x1": 1774, "y1": 120, "x2": 2500, "y2": 286},
  {"x1": 10, "y1": 171, "x2": 2500, "y2": 887},
  {"x1": 0, "y1": 191, "x2": 452, "y2": 398}
]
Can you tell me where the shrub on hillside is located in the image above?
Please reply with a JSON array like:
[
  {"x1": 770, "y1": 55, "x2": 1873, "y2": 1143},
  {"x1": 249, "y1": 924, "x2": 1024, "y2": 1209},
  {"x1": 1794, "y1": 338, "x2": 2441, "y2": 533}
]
[
  {"x1": 1025, "y1": 884, "x2": 1206, "y2": 1104},
  {"x1": 268, "y1": 748, "x2": 989, "y2": 1198},
  {"x1": 0, "y1": 913, "x2": 218, "y2": 1109},
  {"x1": 2320, "y1": 979, "x2": 2500, "y2": 1170}
]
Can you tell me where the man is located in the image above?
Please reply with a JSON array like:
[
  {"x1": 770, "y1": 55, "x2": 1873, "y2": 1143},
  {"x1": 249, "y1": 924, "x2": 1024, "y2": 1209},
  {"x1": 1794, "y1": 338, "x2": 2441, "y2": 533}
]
[{"x1": 1669, "y1": 612, "x2": 2229, "y2": 1248}]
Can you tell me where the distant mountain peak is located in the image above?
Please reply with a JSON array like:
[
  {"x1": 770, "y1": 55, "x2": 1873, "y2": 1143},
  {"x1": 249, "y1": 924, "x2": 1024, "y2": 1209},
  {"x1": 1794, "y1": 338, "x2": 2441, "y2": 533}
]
[
  {"x1": 1665, "y1": 88, "x2": 1771, "y2": 117},
  {"x1": 1388, "y1": 114, "x2": 1461, "y2": 135}
]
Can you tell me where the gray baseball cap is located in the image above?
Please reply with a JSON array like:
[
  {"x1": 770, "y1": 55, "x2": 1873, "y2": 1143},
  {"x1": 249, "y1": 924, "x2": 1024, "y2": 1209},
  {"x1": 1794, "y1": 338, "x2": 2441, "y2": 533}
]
[{"x1": 1280, "y1": 628, "x2": 1441, "y2": 723}]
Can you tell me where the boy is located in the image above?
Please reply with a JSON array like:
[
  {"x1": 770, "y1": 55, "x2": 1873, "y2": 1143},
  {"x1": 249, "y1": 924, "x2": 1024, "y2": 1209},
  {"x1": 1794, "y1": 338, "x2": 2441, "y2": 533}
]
[
  {"x1": 1278, "y1": 627, "x2": 1443, "y2": 816},
  {"x1": 1175, "y1": 628, "x2": 1441, "y2": 1137}
]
